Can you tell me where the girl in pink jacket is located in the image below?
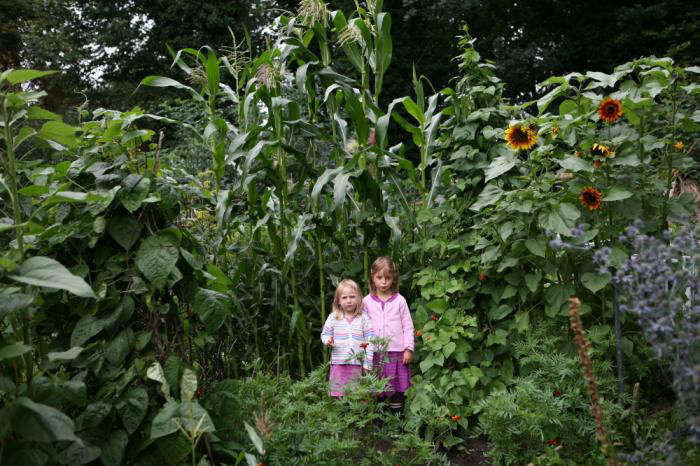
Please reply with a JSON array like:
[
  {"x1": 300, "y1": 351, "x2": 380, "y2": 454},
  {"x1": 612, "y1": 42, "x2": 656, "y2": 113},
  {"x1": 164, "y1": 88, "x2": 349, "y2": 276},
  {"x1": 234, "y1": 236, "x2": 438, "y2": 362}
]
[{"x1": 363, "y1": 256, "x2": 415, "y2": 417}]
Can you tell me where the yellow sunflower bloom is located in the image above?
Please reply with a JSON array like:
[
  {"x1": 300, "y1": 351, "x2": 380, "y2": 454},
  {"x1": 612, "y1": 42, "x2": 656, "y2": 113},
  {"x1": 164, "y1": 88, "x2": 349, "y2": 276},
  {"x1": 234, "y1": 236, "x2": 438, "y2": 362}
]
[{"x1": 505, "y1": 123, "x2": 537, "y2": 151}]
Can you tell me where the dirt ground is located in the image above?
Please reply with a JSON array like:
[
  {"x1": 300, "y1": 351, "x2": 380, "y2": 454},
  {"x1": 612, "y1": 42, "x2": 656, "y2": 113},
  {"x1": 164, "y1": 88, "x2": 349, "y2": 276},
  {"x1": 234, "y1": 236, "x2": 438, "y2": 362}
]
[{"x1": 447, "y1": 435, "x2": 491, "y2": 465}]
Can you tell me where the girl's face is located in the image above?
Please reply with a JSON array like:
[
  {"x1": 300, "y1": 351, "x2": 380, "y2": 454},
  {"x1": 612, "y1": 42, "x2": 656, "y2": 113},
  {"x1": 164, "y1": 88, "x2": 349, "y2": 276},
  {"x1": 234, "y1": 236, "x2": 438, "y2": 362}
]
[
  {"x1": 338, "y1": 286, "x2": 359, "y2": 313},
  {"x1": 372, "y1": 268, "x2": 393, "y2": 294}
]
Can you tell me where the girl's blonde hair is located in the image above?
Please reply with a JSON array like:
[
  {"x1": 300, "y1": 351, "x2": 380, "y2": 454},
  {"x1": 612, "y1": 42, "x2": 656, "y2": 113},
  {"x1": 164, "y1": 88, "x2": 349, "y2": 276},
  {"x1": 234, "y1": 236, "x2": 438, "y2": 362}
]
[
  {"x1": 369, "y1": 256, "x2": 399, "y2": 294},
  {"x1": 332, "y1": 279, "x2": 364, "y2": 319}
]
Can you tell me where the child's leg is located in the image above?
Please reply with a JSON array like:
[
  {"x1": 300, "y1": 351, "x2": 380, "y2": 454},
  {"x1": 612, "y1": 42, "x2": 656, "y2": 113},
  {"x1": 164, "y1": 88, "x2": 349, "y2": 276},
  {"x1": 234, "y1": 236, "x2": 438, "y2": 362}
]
[{"x1": 389, "y1": 392, "x2": 405, "y2": 418}]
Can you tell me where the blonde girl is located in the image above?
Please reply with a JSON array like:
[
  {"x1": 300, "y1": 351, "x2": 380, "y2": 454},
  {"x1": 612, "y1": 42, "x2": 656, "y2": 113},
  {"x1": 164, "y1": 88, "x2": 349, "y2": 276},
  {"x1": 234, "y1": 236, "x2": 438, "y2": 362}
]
[
  {"x1": 320, "y1": 279, "x2": 374, "y2": 397},
  {"x1": 362, "y1": 256, "x2": 415, "y2": 416}
]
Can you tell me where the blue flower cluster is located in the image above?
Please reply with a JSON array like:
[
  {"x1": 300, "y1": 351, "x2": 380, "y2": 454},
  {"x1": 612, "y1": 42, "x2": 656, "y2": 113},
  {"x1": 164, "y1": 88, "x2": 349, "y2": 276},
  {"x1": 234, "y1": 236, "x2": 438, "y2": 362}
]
[{"x1": 595, "y1": 220, "x2": 699, "y2": 447}]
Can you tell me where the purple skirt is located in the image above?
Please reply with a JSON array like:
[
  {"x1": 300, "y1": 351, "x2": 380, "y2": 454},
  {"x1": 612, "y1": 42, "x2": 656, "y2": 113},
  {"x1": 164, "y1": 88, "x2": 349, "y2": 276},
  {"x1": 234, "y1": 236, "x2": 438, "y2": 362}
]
[
  {"x1": 329, "y1": 364, "x2": 363, "y2": 397},
  {"x1": 373, "y1": 351, "x2": 411, "y2": 397}
]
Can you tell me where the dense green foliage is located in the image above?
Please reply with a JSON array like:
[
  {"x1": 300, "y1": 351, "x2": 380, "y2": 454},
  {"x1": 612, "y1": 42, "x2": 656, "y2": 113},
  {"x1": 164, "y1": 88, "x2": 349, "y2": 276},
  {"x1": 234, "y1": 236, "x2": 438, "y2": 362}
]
[{"x1": 1, "y1": 1, "x2": 698, "y2": 464}]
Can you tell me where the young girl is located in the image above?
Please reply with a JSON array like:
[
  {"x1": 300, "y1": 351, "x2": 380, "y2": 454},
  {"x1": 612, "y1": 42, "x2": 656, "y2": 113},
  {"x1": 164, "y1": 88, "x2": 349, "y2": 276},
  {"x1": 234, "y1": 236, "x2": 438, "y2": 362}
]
[
  {"x1": 320, "y1": 279, "x2": 374, "y2": 397},
  {"x1": 363, "y1": 256, "x2": 415, "y2": 416}
]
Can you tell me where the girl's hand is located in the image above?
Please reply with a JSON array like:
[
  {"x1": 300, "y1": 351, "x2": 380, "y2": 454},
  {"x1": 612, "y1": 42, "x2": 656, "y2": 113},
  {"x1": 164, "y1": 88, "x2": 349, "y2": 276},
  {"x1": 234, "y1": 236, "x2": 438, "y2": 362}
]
[
  {"x1": 403, "y1": 349, "x2": 413, "y2": 365},
  {"x1": 325, "y1": 336, "x2": 334, "y2": 347}
]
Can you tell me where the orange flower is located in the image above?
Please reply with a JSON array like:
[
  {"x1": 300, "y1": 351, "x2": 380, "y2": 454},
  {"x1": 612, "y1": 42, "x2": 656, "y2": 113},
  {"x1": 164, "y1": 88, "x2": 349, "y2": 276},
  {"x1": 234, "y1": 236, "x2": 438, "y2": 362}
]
[
  {"x1": 548, "y1": 438, "x2": 558, "y2": 446},
  {"x1": 598, "y1": 98, "x2": 623, "y2": 123},
  {"x1": 431, "y1": 314, "x2": 438, "y2": 321},
  {"x1": 415, "y1": 330, "x2": 422, "y2": 337},
  {"x1": 591, "y1": 143, "x2": 614, "y2": 158},
  {"x1": 504, "y1": 123, "x2": 537, "y2": 151},
  {"x1": 426, "y1": 335, "x2": 432, "y2": 340},
  {"x1": 579, "y1": 186, "x2": 603, "y2": 211},
  {"x1": 674, "y1": 141, "x2": 684, "y2": 151},
  {"x1": 479, "y1": 272, "x2": 487, "y2": 281},
  {"x1": 451, "y1": 415, "x2": 461, "y2": 421}
]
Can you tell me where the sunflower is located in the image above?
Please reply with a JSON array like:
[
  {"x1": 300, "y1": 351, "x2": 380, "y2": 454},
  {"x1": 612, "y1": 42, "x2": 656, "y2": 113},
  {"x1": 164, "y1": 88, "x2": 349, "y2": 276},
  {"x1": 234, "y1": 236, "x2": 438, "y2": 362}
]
[
  {"x1": 591, "y1": 143, "x2": 614, "y2": 158},
  {"x1": 598, "y1": 98, "x2": 623, "y2": 123},
  {"x1": 579, "y1": 186, "x2": 603, "y2": 211},
  {"x1": 505, "y1": 123, "x2": 537, "y2": 151}
]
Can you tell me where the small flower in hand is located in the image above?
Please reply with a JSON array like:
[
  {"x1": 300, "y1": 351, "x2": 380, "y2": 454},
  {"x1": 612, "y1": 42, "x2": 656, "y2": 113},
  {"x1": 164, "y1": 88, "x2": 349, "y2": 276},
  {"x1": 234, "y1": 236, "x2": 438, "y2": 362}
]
[{"x1": 403, "y1": 350, "x2": 413, "y2": 365}]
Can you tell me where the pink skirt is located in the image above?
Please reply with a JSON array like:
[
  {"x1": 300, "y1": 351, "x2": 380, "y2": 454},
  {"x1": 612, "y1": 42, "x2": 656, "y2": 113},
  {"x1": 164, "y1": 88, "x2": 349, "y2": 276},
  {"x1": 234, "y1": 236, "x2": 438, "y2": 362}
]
[
  {"x1": 329, "y1": 364, "x2": 363, "y2": 397},
  {"x1": 373, "y1": 351, "x2": 411, "y2": 397}
]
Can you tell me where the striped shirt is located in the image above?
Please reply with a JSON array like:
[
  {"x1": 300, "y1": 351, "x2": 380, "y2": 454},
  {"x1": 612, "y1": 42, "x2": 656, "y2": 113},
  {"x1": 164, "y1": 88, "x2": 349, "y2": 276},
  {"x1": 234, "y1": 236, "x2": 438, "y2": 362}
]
[{"x1": 321, "y1": 312, "x2": 375, "y2": 369}]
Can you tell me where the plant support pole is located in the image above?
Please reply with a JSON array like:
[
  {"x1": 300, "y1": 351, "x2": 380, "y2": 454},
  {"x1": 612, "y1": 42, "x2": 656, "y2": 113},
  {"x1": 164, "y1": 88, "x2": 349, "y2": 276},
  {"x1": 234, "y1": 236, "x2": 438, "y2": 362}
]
[{"x1": 612, "y1": 285, "x2": 624, "y2": 399}]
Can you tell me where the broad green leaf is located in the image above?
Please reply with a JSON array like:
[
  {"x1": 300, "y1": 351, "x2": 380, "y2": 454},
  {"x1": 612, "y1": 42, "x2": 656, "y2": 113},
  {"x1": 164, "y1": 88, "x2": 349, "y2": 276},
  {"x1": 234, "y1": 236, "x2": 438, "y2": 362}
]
[
  {"x1": 194, "y1": 288, "x2": 231, "y2": 333},
  {"x1": 147, "y1": 362, "x2": 171, "y2": 400},
  {"x1": 442, "y1": 341, "x2": 456, "y2": 358},
  {"x1": 604, "y1": 186, "x2": 633, "y2": 202},
  {"x1": 136, "y1": 232, "x2": 180, "y2": 289},
  {"x1": 75, "y1": 402, "x2": 112, "y2": 430},
  {"x1": 333, "y1": 172, "x2": 353, "y2": 210},
  {"x1": 13, "y1": 397, "x2": 82, "y2": 444},
  {"x1": 138, "y1": 76, "x2": 204, "y2": 102},
  {"x1": 38, "y1": 121, "x2": 79, "y2": 148},
  {"x1": 57, "y1": 443, "x2": 101, "y2": 465},
  {"x1": 470, "y1": 183, "x2": 504, "y2": 211},
  {"x1": 116, "y1": 387, "x2": 148, "y2": 435},
  {"x1": 581, "y1": 272, "x2": 611, "y2": 293},
  {"x1": 44, "y1": 191, "x2": 88, "y2": 204},
  {"x1": 48, "y1": 347, "x2": 83, "y2": 362},
  {"x1": 6, "y1": 69, "x2": 57, "y2": 85},
  {"x1": 205, "y1": 48, "x2": 220, "y2": 97},
  {"x1": 71, "y1": 315, "x2": 104, "y2": 347},
  {"x1": 557, "y1": 156, "x2": 593, "y2": 172},
  {"x1": 488, "y1": 304, "x2": 513, "y2": 320},
  {"x1": 178, "y1": 401, "x2": 215, "y2": 434},
  {"x1": 105, "y1": 329, "x2": 134, "y2": 366},
  {"x1": 108, "y1": 216, "x2": 142, "y2": 251},
  {"x1": 164, "y1": 355, "x2": 183, "y2": 395},
  {"x1": 245, "y1": 422, "x2": 265, "y2": 455},
  {"x1": 311, "y1": 167, "x2": 344, "y2": 202},
  {"x1": 484, "y1": 154, "x2": 518, "y2": 182},
  {"x1": 180, "y1": 368, "x2": 197, "y2": 401},
  {"x1": 525, "y1": 238, "x2": 546, "y2": 257},
  {"x1": 58, "y1": 380, "x2": 86, "y2": 406},
  {"x1": 513, "y1": 311, "x2": 530, "y2": 333},
  {"x1": 100, "y1": 429, "x2": 128, "y2": 466},
  {"x1": 150, "y1": 400, "x2": 179, "y2": 439},
  {"x1": 0, "y1": 343, "x2": 32, "y2": 361},
  {"x1": 27, "y1": 106, "x2": 61, "y2": 121},
  {"x1": 120, "y1": 175, "x2": 151, "y2": 213},
  {"x1": 525, "y1": 272, "x2": 541, "y2": 293},
  {"x1": 542, "y1": 209, "x2": 573, "y2": 236},
  {"x1": 558, "y1": 99, "x2": 577, "y2": 115},
  {"x1": 558, "y1": 202, "x2": 580, "y2": 221},
  {"x1": 9, "y1": 256, "x2": 95, "y2": 298}
]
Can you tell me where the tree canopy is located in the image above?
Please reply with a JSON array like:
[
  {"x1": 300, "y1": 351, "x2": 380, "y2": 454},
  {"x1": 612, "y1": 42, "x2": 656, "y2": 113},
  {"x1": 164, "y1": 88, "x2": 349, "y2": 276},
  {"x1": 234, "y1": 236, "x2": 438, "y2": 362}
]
[{"x1": 7, "y1": 0, "x2": 697, "y2": 113}]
